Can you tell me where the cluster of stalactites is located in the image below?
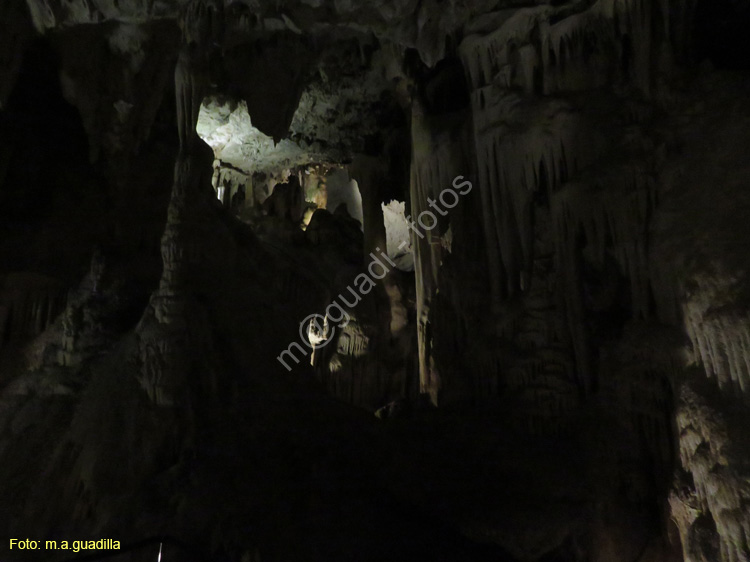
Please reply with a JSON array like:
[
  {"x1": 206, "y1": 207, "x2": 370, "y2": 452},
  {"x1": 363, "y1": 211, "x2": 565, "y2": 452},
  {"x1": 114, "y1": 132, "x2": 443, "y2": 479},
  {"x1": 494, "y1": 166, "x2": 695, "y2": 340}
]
[
  {"x1": 176, "y1": 0, "x2": 243, "y2": 152},
  {"x1": 212, "y1": 163, "x2": 250, "y2": 207},
  {"x1": 470, "y1": 95, "x2": 583, "y2": 304},
  {"x1": 450, "y1": 0, "x2": 684, "y2": 399},
  {"x1": 674, "y1": 385, "x2": 750, "y2": 562},
  {"x1": 683, "y1": 277, "x2": 750, "y2": 396},
  {"x1": 459, "y1": 0, "x2": 675, "y2": 98},
  {"x1": 134, "y1": 0, "x2": 228, "y2": 406},
  {"x1": 409, "y1": 106, "x2": 472, "y2": 403},
  {"x1": 459, "y1": 0, "x2": 674, "y2": 307},
  {"x1": 0, "y1": 274, "x2": 67, "y2": 349},
  {"x1": 552, "y1": 162, "x2": 657, "y2": 320},
  {"x1": 181, "y1": 0, "x2": 223, "y2": 47}
]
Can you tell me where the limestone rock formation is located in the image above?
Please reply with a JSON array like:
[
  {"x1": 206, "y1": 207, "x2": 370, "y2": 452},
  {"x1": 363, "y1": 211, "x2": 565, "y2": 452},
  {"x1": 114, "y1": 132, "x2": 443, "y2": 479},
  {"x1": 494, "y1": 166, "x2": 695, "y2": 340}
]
[{"x1": 2, "y1": 0, "x2": 750, "y2": 561}]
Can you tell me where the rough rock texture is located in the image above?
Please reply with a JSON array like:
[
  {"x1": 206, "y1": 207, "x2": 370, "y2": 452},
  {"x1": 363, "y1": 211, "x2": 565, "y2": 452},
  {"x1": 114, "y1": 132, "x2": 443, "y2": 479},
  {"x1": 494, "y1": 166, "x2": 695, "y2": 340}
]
[
  {"x1": 652, "y1": 71, "x2": 750, "y2": 562},
  {"x1": 671, "y1": 378, "x2": 750, "y2": 562},
  {"x1": 1, "y1": 0, "x2": 750, "y2": 561},
  {"x1": 55, "y1": 21, "x2": 180, "y2": 161}
]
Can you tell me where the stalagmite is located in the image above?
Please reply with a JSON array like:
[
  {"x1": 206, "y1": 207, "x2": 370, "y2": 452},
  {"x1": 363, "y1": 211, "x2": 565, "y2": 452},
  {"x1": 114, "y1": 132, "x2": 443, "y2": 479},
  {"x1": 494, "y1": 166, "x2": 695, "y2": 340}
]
[{"x1": 136, "y1": 0, "x2": 226, "y2": 406}]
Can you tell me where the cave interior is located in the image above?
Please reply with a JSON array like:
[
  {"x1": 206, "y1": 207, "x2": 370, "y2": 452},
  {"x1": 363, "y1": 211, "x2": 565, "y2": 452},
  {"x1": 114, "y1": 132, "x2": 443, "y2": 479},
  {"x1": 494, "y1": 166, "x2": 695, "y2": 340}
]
[{"x1": 2, "y1": 0, "x2": 750, "y2": 561}]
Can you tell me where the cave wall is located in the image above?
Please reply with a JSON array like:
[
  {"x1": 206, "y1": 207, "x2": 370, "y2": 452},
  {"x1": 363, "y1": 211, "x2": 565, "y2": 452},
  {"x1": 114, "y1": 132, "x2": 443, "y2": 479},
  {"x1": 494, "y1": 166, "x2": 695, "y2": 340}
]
[
  {"x1": 1, "y1": 0, "x2": 750, "y2": 561},
  {"x1": 403, "y1": 0, "x2": 750, "y2": 560}
]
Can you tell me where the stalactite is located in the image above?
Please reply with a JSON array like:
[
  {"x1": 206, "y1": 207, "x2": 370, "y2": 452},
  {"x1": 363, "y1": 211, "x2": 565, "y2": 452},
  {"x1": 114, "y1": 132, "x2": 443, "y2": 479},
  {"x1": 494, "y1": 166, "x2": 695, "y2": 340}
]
[
  {"x1": 175, "y1": 47, "x2": 211, "y2": 152},
  {"x1": 0, "y1": 273, "x2": 67, "y2": 348},
  {"x1": 461, "y1": 0, "x2": 659, "y2": 103},
  {"x1": 135, "y1": 0, "x2": 228, "y2": 407},
  {"x1": 463, "y1": 78, "x2": 599, "y2": 309},
  {"x1": 552, "y1": 163, "x2": 657, "y2": 320},
  {"x1": 314, "y1": 312, "x2": 405, "y2": 411},
  {"x1": 409, "y1": 102, "x2": 471, "y2": 404},
  {"x1": 674, "y1": 383, "x2": 750, "y2": 561},
  {"x1": 677, "y1": 269, "x2": 750, "y2": 398},
  {"x1": 456, "y1": 0, "x2": 666, "y2": 356},
  {"x1": 543, "y1": 154, "x2": 659, "y2": 396},
  {"x1": 213, "y1": 162, "x2": 250, "y2": 209}
]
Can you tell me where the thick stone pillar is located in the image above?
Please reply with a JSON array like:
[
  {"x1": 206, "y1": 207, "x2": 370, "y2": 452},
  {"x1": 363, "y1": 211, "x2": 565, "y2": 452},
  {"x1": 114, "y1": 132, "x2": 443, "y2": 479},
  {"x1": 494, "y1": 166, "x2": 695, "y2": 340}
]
[{"x1": 136, "y1": 0, "x2": 225, "y2": 408}]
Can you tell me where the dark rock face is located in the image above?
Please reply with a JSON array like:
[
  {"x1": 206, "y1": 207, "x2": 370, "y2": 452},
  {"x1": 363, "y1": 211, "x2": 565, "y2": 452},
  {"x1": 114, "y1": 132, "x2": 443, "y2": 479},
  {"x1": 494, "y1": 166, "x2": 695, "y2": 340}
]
[{"x1": 1, "y1": 1, "x2": 749, "y2": 561}]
